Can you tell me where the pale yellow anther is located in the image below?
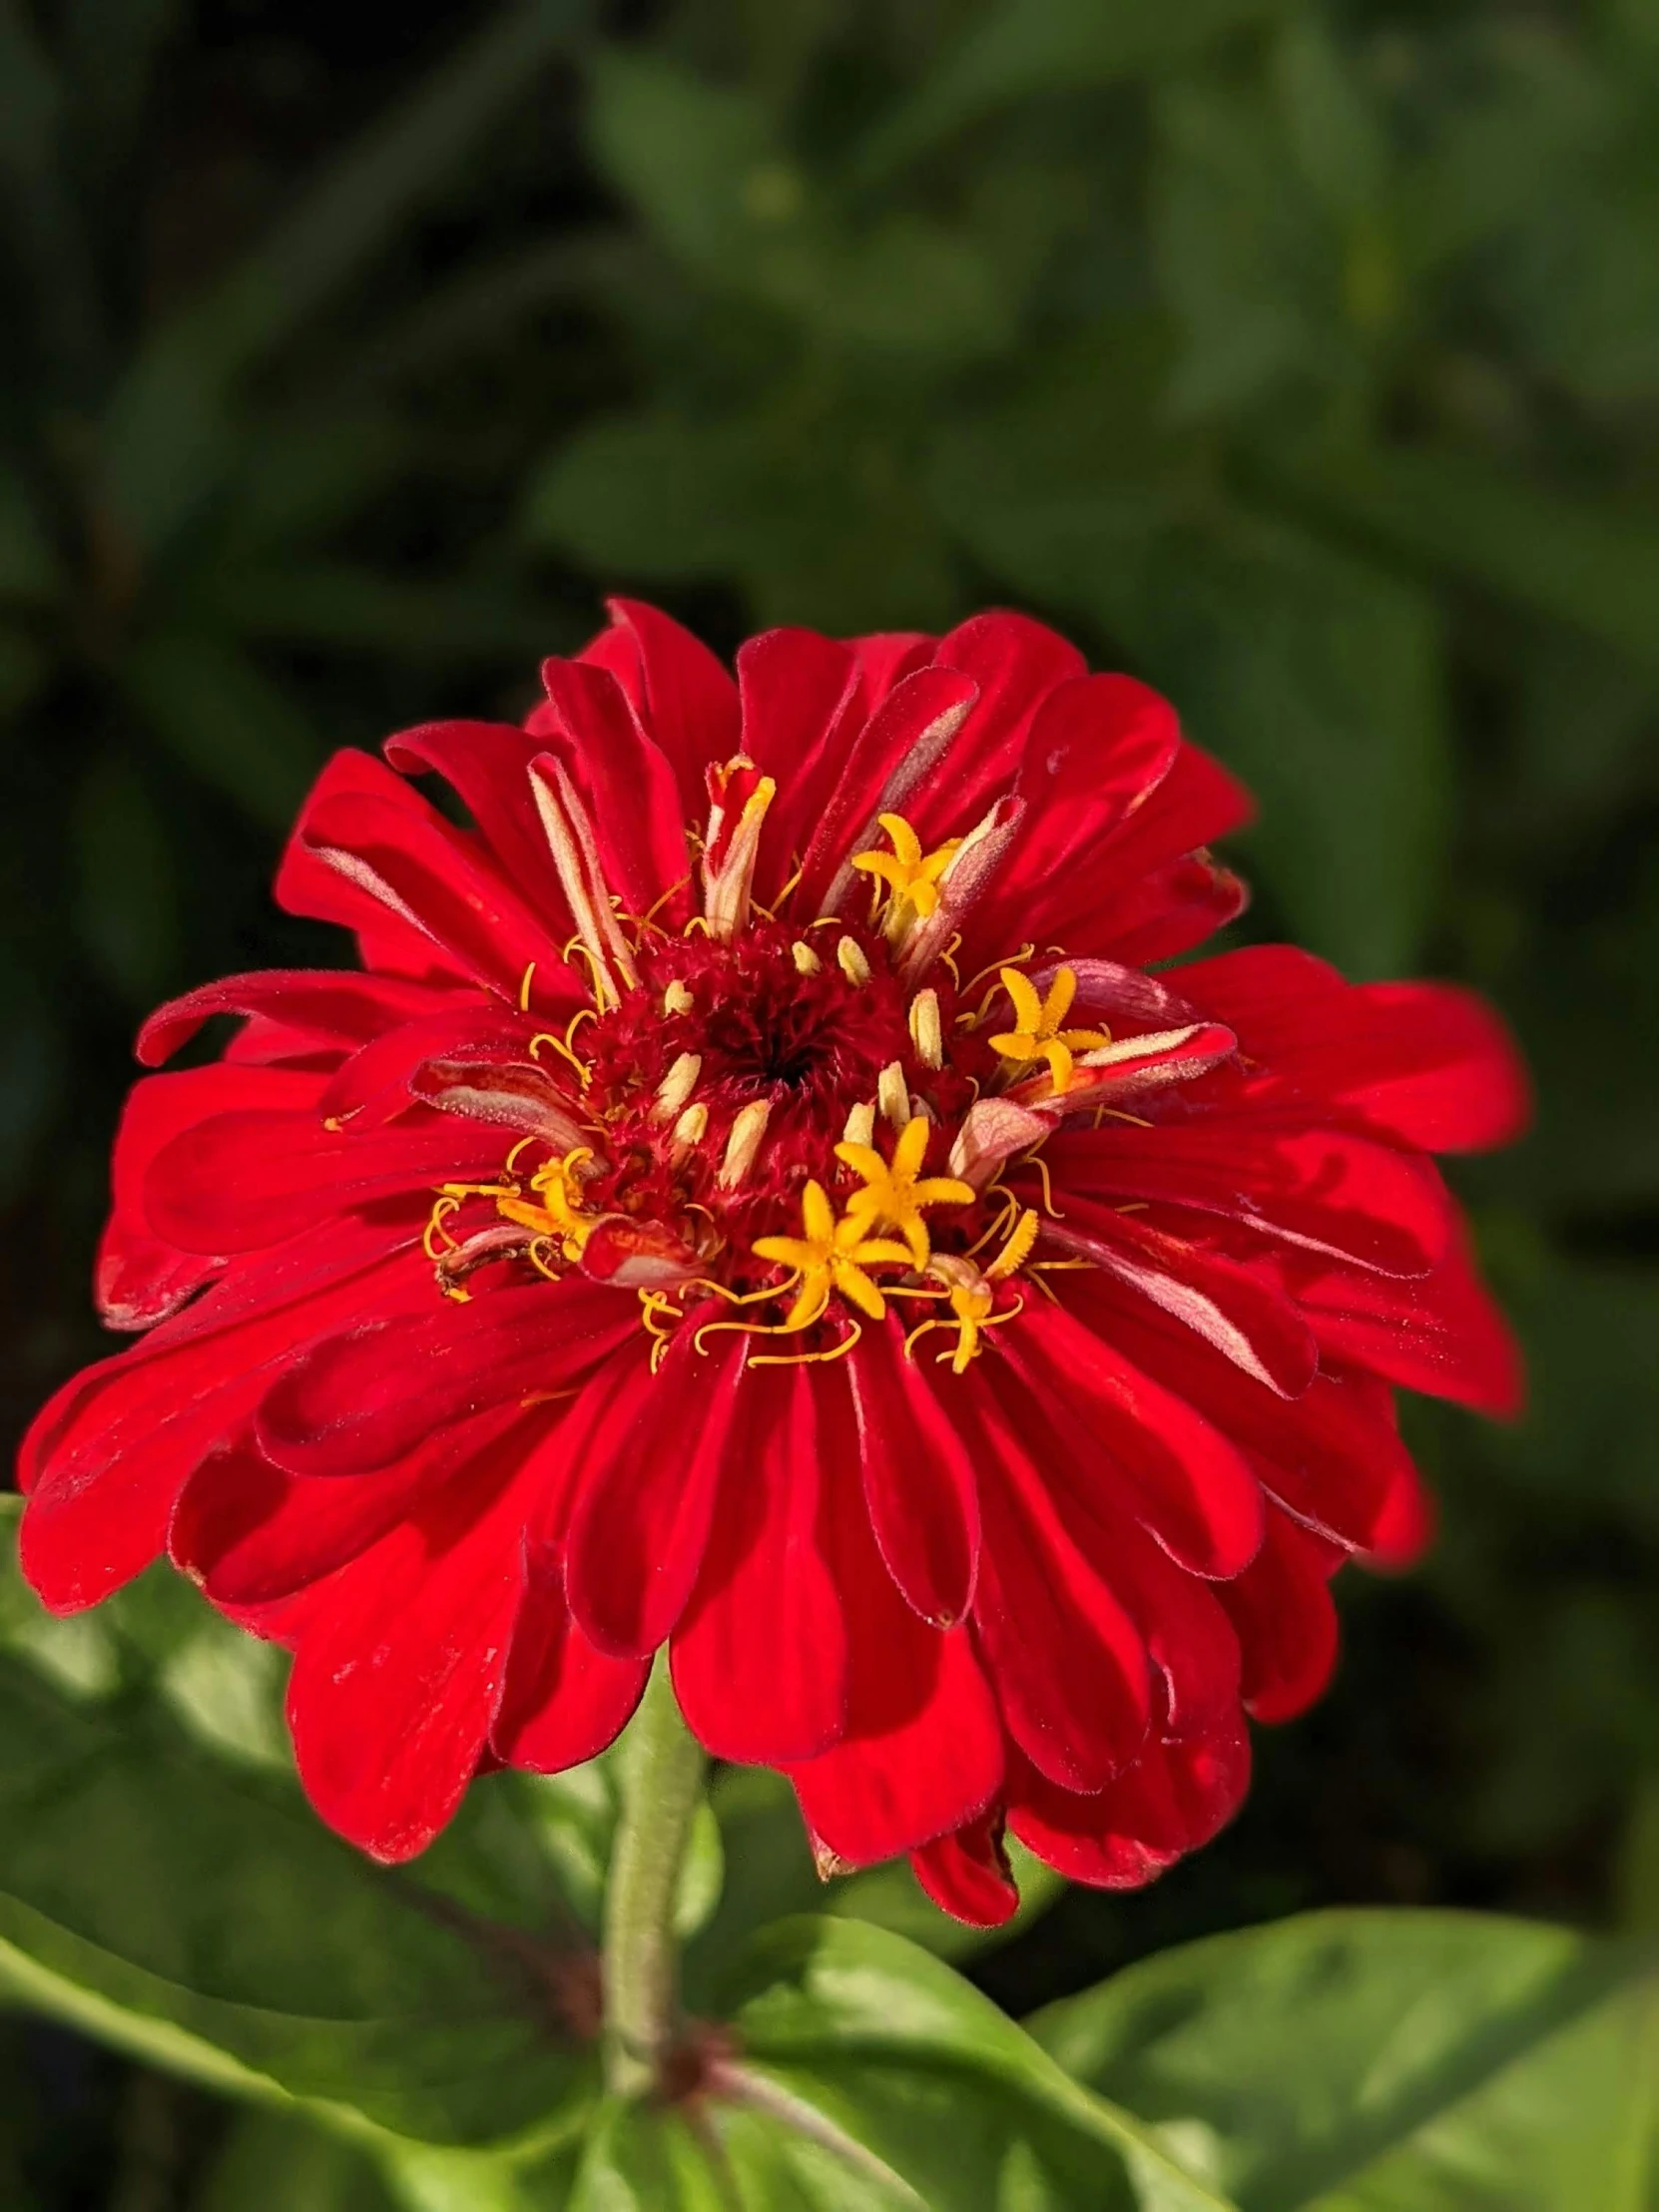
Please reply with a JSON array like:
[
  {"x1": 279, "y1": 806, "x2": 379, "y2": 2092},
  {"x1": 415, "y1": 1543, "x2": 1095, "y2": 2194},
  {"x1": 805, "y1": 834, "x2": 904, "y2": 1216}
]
[
  {"x1": 842, "y1": 1100, "x2": 876, "y2": 1147},
  {"x1": 908, "y1": 987, "x2": 944, "y2": 1070},
  {"x1": 752, "y1": 1180, "x2": 911, "y2": 1333},
  {"x1": 791, "y1": 939, "x2": 823, "y2": 977},
  {"x1": 717, "y1": 1099, "x2": 772, "y2": 1190},
  {"x1": 835, "y1": 1115, "x2": 975, "y2": 1271},
  {"x1": 851, "y1": 814, "x2": 963, "y2": 931},
  {"x1": 836, "y1": 935, "x2": 871, "y2": 986},
  {"x1": 672, "y1": 1101, "x2": 709, "y2": 1147},
  {"x1": 653, "y1": 1052, "x2": 702, "y2": 1121},
  {"x1": 988, "y1": 965, "x2": 1112, "y2": 1095},
  {"x1": 986, "y1": 1206, "x2": 1040, "y2": 1281},
  {"x1": 663, "y1": 979, "x2": 695, "y2": 1016},
  {"x1": 876, "y1": 1060, "x2": 910, "y2": 1131}
]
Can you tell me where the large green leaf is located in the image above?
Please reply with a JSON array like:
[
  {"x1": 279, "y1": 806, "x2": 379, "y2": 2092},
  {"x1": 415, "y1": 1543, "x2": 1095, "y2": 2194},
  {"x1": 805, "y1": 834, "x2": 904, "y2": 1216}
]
[
  {"x1": 718, "y1": 1916, "x2": 1234, "y2": 2211},
  {"x1": 855, "y1": 0, "x2": 1287, "y2": 181},
  {"x1": 0, "y1": 1637, "x2": 595, "y2": 2148},
  {"x1": 1030, "y1": 1909, "x2": 1659, "y2": 2210},
  {"x1": 119, "y1": 630, "x2": 324, "y2": 829}
]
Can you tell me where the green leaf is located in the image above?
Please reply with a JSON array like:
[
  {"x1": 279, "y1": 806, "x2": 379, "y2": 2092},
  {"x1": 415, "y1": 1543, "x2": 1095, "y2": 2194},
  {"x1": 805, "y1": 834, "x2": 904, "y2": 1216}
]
[
  {"x1": 855, "y1": 0, "x2": 1285, "y2": 182},
  {"x1": 1029, "y1": 1908, "x2": 1659, "y2": 2210},
  {"x1": 0, "y1": 465, "x2": 59, "y2": 605},
  {"x1": 119, "y1": 631, "x2": 323, "y2": 829},
  {"x1": 194, "y1": 2106, "x2": 398, "y2": 2212},
  {"x1": 0, "y1": 1636, "x2": 594, "y2": 2148},
  {"x1": 1262, "y1": 440, "x2": 1659, "y2": 673},
  {"x1": 718, "y1": 1916, "x2": 1234, "y2": 2211}
]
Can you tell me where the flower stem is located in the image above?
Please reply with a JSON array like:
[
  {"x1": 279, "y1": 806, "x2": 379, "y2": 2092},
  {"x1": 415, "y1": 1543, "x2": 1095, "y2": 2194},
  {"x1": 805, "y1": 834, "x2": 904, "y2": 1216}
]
[{"x1": 602, "y1": 1653, "x2": 707, "y2": 2097}]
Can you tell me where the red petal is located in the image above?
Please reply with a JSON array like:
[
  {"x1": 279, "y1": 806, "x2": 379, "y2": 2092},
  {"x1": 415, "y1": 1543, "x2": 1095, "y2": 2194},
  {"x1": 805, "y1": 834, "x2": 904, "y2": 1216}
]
[
  {"x1": 1036, "y1": 1197, "x2": 1319, "y2": 1398},
  {"x1": 1046, "y1": 1117, "x2": 1454, "y2": 1280},
  {"x1": 910, "y1": 1813, "x2": 1020, "y2": 1929},
  {"x1": 382, "y1": 720, "x2": 572, "y2": 945},
  {"x1": 21, "y1": 1247, "x2": 424, "y2": 1611},
  {"x1": 276, "y1": 750, "x2": 558, "y2": 998},
  {"x1": 585, "y1": 598, "x2": 741, "y2": 820},
  {"x1": 562, "y1": 1316, "x2": 745, "y2": 1656},
  {"x1": 1179, "y1": 950, "x2": 1530, "y2": 1154},
  {"x1": 1009, "y1": 1725, "x2": 1250, "y2": 1890},
  {"x1": 284, "y1": 1429, "x2": 540, "y2": 1860},
  {"x1": 317, "y1": 1004, "x2": 551, "y2": 1127},
  {"x1": 789, "y1": 1387, "x2": 1002, "y2": 1862},
  {"x1": 733, "y1": 628, "x2": 860, "y2": 895},
  {"x1": 492, "y1": 1563, "x2": 648, "y2": 1772},
  {"x1": 919, "y1": 610, "x2": 1087, "y2": 841},
  {"x1": 258, "y1": 1280, "x2": 637, "y2": 1478},
  {"x1": 144, "y1": 1108, "x2": 503, "y2": 1256},
  {"x1": 1217, "y1": 1511, "x2": 1341, "y2": 1724},
  {"x1": 1067, "y1": 1271, "x2": 1412, "y2": 1554},
  {"x1": 97, "y1": 1065, "x2": 324, "y2": 1329},
  {"x1": 965, "y1": 1376, "x2": 1152, "y2": 1792},
  {"x1": 168, "y1": 1407, "x2": 522, "y2": 1607},
  {"x1": 1295, "y1": 1234, "x2": 1523, "y2": 1415},
  {"x1": 1006, "y1": 1299, "x2": 1264, "y2": 1578},
  {"x1": 671, "y1": 1360, "x2": 847, "y2": 1764},
  {"x1": 849, "y1": 1318, "x2": 981, "y2": 1626},
  {"x1": 138, "y1": 970, "x2": 457, "y2": 1069},
  {"x1": 1000, "y1": 674, "x2": 1181, "y2": 897},
  {"x1": 535, "y1": 660, "x2": 691, "y2": 921}
]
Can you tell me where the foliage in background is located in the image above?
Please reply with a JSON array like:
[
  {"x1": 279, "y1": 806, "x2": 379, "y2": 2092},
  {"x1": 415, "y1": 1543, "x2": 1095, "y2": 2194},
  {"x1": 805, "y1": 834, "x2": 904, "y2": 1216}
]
[{"x1": 2, "y1": 0, "x2": 1658, "y2": 2202}]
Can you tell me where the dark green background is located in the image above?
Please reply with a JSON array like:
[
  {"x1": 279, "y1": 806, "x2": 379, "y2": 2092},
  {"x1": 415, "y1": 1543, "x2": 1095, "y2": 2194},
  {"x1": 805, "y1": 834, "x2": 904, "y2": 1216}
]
[{"x1": 2, "y1": 0, "x2": 1656, "y2": 2201}]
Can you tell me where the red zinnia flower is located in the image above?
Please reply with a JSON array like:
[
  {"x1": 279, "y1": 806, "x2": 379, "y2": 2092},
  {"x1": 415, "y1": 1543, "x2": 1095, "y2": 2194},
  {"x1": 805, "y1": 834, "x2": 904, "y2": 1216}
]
[{"x1": 16, "y1": 604, "x2": 1527, "y2": 1923}]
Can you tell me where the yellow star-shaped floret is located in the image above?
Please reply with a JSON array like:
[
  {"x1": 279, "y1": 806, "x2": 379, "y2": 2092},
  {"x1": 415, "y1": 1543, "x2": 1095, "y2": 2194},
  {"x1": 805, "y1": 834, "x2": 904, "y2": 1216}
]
[
  {"x1": 833, "y1": 1115, "x2": 975, "y2": 1271},
  {"x1": 753, "y1": 1181, "x2": 911, "y2": 1332},
  {"x1": 987, "y1": 966, "x2": 1111, "y2": 1094},
  {"x1": 850, "y1": 813, "x2": 962, "y2": 924}
]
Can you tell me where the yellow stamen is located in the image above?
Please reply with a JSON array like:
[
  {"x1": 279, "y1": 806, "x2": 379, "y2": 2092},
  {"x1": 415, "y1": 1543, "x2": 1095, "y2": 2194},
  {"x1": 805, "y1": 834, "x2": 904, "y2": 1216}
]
[
  {"x1": 987, "y1": 966, "x2": 1111, "y2": 1094},
  {"x1": 908, "y1": 987, "x2": 943, "y2": 1070},
  {"x1": 752, "y1": 1180, "x2": 911, "y2": 1331},
  {"x1": 842, "y1": 1099, "x2": 875, "y2": 1147},
  {"x1": 876, "y1": 1059, "x2": 910, "y2": 1132},
  {"x1": 672, "y1": 1101, "x2": 709, "y2": 1148},
  {"x1": 518, "y1": 962, "x2": 536, "y2": 1013},
  {"x1": 850, "y1": 814, "x2": 962, "y2": 933},
  {"x1": 835, "y1": 935, "x2": 871, "y2": 986},
  {"x1": 663, "y1": 978, "x2": 694, "y2": 1016},
  {"x1": 654, "y1": 1052, "x2": 702, "y2": 1121},
  {"x1": 834, "y1": 1116, "x2": 974, "y2": 1271},
  {"x1": 791, "y1": 939, "x2": 823, "y2": 977},
  {"x1": 717, "y1": 1099, "x2": 772, "y2": 1190}
]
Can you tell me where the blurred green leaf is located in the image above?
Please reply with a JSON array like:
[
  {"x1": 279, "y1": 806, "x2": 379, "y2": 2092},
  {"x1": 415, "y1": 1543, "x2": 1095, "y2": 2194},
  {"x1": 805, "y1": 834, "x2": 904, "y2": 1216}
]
[
  {"x1": 720, "y1": 1917, "x2": 1233, "y2": 2210},
  {"x1": 1264, "y1": 440, "x2": 1659, "y2": 672},
  {"x1": 0, "y1": 1625, "x2": 595, "y2": 2147},
  {"x1": 71, "y1": 753, "x2": 179, "y2": 1003},
  {"x1": 119, "y1": 631, "x2": 323, "y2": 829},
  {"x1": 589, "y1": 53, "x2": 1009, "y2": 361},
  {"x1": 102, "y1": 0, "x2": 592, "y2": 545},
  {"x1": 0, "y1": 466, "x2": 58, "y2": 604},
  {"x1": 194, "y1": 2106, "x2": 398, "y2": 2212},
  {"x1": 1030, "y1": 1909, "x2": 1658, "y2": 2210},
  {"x1": 855, "y1": 0, "x2": 1287, "y2": 181}
]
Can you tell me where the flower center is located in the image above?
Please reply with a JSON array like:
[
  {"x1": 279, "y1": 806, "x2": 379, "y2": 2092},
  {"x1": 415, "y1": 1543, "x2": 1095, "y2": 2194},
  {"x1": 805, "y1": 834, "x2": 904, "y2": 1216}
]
[{"x1": 423, "y1": 792, "x2": 1114, "y2": 1373}]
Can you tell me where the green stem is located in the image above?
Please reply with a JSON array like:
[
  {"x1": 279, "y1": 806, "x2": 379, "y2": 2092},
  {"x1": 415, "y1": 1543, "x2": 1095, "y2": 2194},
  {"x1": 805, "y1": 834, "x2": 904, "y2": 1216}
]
[{"x1": 602, "y1": 1653, "x2": 707, "y2": 2097}]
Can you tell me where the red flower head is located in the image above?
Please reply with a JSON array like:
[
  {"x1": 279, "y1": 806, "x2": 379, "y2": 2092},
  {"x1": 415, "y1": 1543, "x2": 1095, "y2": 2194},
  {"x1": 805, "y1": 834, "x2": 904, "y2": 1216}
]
[{"x1": 16, "y1": 604, "x2": 1528, "y2": 1922}]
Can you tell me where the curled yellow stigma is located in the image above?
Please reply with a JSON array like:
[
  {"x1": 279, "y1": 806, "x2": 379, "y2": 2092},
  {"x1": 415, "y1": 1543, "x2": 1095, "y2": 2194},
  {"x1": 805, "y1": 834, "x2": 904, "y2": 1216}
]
[
  {"x1": 834, "y1": 1114, "x2": 975, "y2": 1270},
  {"x1": 752, "y1": 1180, "x2": 911, "y2": 1332},
  {"x1": 988, "y1": 966, "x2": 1111, "y2": 1094},
  {"x1": 906, "y1": 1207, "x2": 1038, "y2": 1373},
  {"x1": 851, "y1": 814, "x2": 962, "y2": 933},
  {"x1": 495, "y1": 1146, "x2": 598, "y2": 1260}
]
